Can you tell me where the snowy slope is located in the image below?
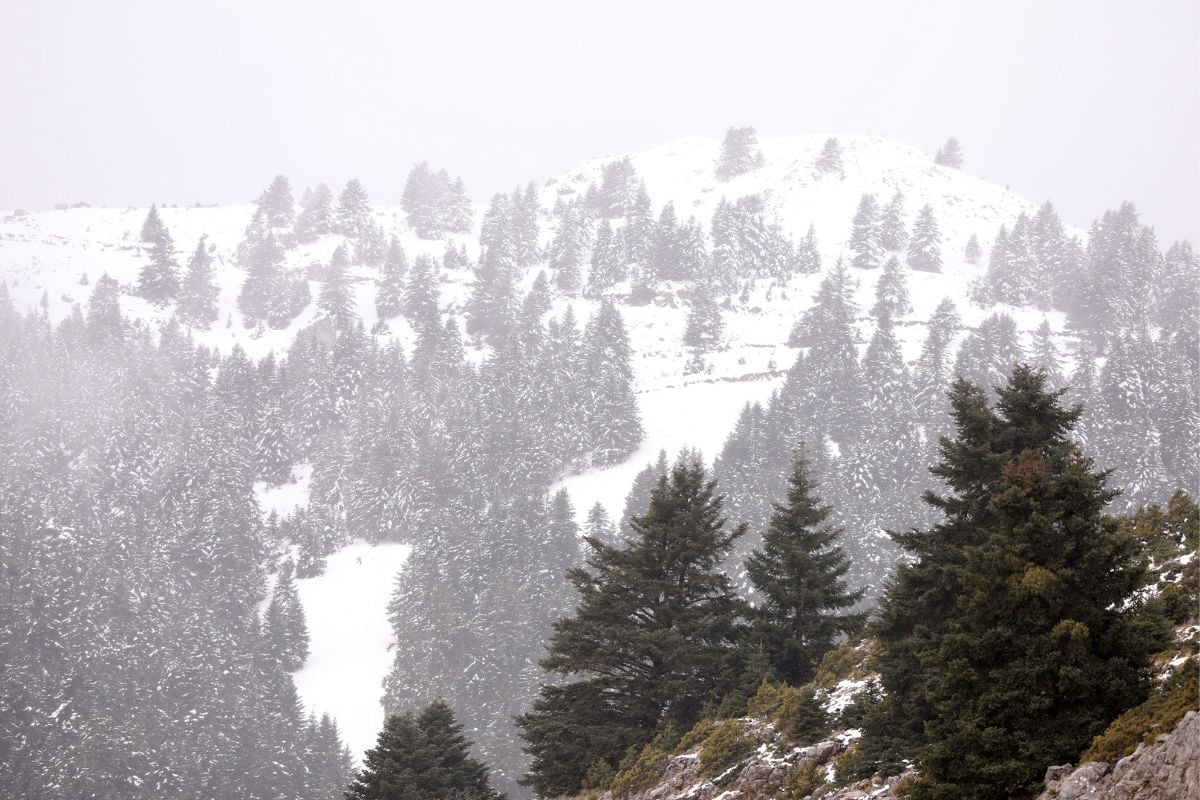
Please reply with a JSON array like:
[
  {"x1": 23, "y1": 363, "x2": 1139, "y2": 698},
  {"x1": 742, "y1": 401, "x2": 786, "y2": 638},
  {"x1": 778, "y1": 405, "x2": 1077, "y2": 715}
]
[{"x1": 1, "y1": 133, "x2": 1082, "y2": 759}]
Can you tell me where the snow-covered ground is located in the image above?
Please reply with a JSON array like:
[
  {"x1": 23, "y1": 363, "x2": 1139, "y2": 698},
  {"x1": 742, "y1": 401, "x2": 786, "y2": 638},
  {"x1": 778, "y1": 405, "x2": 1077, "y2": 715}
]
[
  {"x1": 557, "y1": 376, "x2": 783, "y2": 526},
  {"x1": 1, "y1": 131, "x2": 1087, "y2": 763},
  {"x1": 292, "y1": 541, "x2": 411, "y2": 762}
]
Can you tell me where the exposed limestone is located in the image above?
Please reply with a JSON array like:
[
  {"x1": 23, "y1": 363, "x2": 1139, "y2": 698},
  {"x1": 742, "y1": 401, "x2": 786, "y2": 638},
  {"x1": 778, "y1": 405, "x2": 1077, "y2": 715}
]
[{"x1": 1038, "y1": 710, "x2": 1199, "y2": 800}]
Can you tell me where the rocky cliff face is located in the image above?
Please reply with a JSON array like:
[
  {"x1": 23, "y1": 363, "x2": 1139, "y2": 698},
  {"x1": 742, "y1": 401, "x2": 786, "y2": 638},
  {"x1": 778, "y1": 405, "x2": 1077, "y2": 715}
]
[
  {"x1": 1037, "y1": 710, "x2": 1199, "y2": 800},
  {"x1": 600, "y1": 710, "x2": 1198, "y2": 800}
]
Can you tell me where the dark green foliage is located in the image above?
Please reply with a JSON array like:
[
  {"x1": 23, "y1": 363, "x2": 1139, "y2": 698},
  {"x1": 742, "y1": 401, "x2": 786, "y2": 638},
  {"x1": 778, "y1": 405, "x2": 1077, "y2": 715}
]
[
  {"x1": 861, "y1": 366, "x2": 1172, "y2": 799},
  {"x1": 345, "y1": 699, "x2": 499, "y2": 800},
  {"x1": 746, "y1": 453, "x2": 864, "y2": 685},
  {"x1": 519, "y1": 456, "x2": 747, "y2": 795},
  {"x1": 1080, "y1": 660, "x2": 1198, "y2": 764}
]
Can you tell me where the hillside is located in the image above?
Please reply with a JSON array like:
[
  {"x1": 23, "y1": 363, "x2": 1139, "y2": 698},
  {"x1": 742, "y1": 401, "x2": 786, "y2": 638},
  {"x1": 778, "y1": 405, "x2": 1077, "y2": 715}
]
[{"x1": 2, "y1": 131, "x2": 1193, "y2": 796}]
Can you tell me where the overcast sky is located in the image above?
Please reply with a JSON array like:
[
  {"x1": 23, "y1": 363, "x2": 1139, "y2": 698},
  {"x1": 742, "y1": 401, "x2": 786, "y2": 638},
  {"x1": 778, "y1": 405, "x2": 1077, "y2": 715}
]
[{"x1": 2, "y1": 1, "x2": 1197, "y2": 242}]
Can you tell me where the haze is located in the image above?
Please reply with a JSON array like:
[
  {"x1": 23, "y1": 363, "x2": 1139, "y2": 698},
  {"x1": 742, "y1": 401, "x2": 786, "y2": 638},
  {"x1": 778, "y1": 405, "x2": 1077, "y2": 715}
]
[{"x1": 2, "y1": 0, "x2": 1197, "y2": 243}]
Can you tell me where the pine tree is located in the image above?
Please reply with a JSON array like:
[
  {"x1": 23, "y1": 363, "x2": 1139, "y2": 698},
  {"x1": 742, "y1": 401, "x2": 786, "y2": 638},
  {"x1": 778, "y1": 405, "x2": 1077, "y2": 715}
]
[
  {"x1": 907, "y1": 204, "x2": 943, "y2": 272},
  {"x1": 584, "y1": 502, "x2": 618, "y2": 549},
  {"x1": 860, "y1": 367, "x2": 1170, "y2": 798},
  {"x1": 587, "y1": 219, "x2": 623, "y2": 295},
  {"x1": 178, "y1": 236, "x2": 219, "y2": 327},
  {"x1": 263, "y1": 560, "x2": 309, "y2": 671},
  {"x1": 849, "y1": 194, "x2": 883, "y2": 270},
  {"x1": 794, "y1": 224, "x2": 821, "y2": 274},
  {"x1": 319, "y1": 245, "x2": 355, "y2": 329},
  {"x1": 746, "y1": 453, "x2": 864, "y2": 685},
  {"x1": 137, "y1": 226, "x2": 180, "y2": 305},
  {"x1": 814, "y1": 138, "x2": 844, "y2": 177},
  {"x1": 879, "y1": 191, "x2": 908, "y2": 251},
  {"x1": 336, "y1": 179, "x2": 372, "y2": 238},
  {"x1": 140, "y1": 203, "x2": 167, "y2": 245},
  {"x1": 238, "y1": 231, "x2": 285, "y2": 324},
  {"x1": 404, "y1": 254, "x2": 440, "y2": 327},
  {"x1": 683, "y1": 287, "x2": 723, "y2": 353},
  {"x1": 376, "y1": 237, "x2": 409, "y2": 319},
  {"x1": 584, "y1": 300, "x2": 643, "y2": 466},
  {"x1": 258, "y1": 175, "x2": 295, "y2": 229},
  {"x1": 294, "y1": 182, "x2": 335, "y2": 242},
  {"x1": 519, "y1": 456, "x2": 747, "y2": 793},
  {"x1": 715, "y1": 126, "x2": 765, "y2": 180},
  {"x1": 872, "y1": 255, "x2": 912, "y2": 319},
  {"x1": 934, "y1": 137, "x2": 964, "y2": 169},
  {"x1": 964, "y1": 233, "x2": 981, "y2": 265}
]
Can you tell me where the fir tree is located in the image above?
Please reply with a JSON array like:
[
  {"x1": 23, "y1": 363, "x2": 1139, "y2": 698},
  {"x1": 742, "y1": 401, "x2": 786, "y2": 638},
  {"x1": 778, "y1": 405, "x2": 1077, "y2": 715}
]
[
  {"x1": 814, "y1": 137, "x2": 844, "y2": 176},
  {"x1": 879, "y1": 191, "x2": 907, "y2": 251},
  {"x1": 934, "y1": 137, "x2": 964, "y2": 169},
  {"x1": 907, "y1": 204, "x2": 943, "y2": 272},
  {"x1": 683, "y1": 287, "x2": 723, "y2": 353},
  {"x1": 404, "y1": 254, "x2": 440, "y2": 327},
  {"x1": 319, "y1": 245, "x2": 355, "y2": 329},
  {"x1": 238, "y1": 231, "x2": 285, "y2": 324},
  {"x1": 178, "y1": 236, "x2": 219, "y2": 327},
  {"x1": 294, "y1": 182, "x2": 335, "y2": 242},
  {"x1": 258, "y1": 175, "x2": 295, "y2": 229},
  {"x1": 263, "y1": 560, "x2": 309, "y2": 671},
  {"x1": 715, "y1": 126, "x2": 765, "y2": 180},
  {"x1": 872, "y1": 255, "x2": 912, "y2": 319},
  {"x1": 519, "y1": 456, "x2": 747, "y2": 793},
  {"x1": 376, "y1": 238, "x2": 409, "y2": 319},
  {"x1": 336, "y1": 179, "x2": 372, "y2": 238},
  {"x1": 140, "y1": 203, "x2": 167, "y2": 245},
  {"x1": 587, "y1": 219, "x2": 622, "y2": 295},
  {"x1": 860, "y1": 367, "x2": 1170, "y2": 798},
  {"x1": 794, "y1": 224, "x2": 821, "y2": 273},
  {"x1": 849, "y1": 194, "x2": 883, "y2": 270},
  {"x1": 137, "y1": 226, "x2": 180, "y2": 305},
  {"x1": 746, "y1": 453, "x2": 864, "y2": 685},
  {"x1": 964, "y1": 233, "x2": 981, "y2": 265}
]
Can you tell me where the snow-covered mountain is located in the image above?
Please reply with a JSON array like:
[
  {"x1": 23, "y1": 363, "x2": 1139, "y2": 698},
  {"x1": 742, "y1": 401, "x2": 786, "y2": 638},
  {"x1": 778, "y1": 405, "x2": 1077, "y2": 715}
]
[{"x1": 0, "y1": 132, "x2": 1093, "y2": 776}]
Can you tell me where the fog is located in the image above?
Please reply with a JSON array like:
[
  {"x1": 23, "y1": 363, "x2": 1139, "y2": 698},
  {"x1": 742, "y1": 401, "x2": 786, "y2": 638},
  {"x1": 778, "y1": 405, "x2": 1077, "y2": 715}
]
[{"x1": 1, "y1": 0, "x2": 1196, "y2": 242}]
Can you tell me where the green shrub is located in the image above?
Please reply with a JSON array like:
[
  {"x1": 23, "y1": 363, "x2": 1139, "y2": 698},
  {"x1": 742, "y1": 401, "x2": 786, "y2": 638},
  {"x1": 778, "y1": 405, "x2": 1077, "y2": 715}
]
[
  {"x1": 814, "y1": 640, "x2": 865, "y2": 689},
  {"x1": 698, "y1": 719, "x2": 755, "y2": 779},
  {"x1": 676, "y1": 718, "x2": 717, "y2": 754},
  {"x1": 611, "y1": 744, "x2": 670, "y2": 796},
  {"x1": 1081, "y1": 660, "x2": 1198, "y2": 764},
  {"x1": 746, "y1": 678, "x2": 792, "y2": 718},
  {"x1": 581, "y1": 758, "x2": 615, "y2": 791},
  {"x1": 780, "y1": 761, "x2": 823, "y2": 800},
  {"x1": 778, "y1": 686, "x2": 830, "y2": 743}
]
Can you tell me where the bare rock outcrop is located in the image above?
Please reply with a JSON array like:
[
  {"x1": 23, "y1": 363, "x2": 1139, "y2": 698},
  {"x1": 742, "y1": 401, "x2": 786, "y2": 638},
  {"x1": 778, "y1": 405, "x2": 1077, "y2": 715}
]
[{"x1": 1037, "y1": 710, "x2": 1199, "y2": 800}]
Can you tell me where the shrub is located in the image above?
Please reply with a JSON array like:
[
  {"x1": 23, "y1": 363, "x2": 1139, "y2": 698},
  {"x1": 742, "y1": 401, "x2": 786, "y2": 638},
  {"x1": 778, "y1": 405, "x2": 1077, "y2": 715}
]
[
  {"x1": 814, "y1": 639, "x2": 866, "y2": 689},
  {"x1": 746, "y1": 678, "x2": 792, "y2": 718},
  {"x1": 676, "y1": 718, "x2": 717, "y2": 754},
  {"x1": 582, "y1": 758, "x2": 615, "y2": 790},
  {"x1": 778, "y1": 686, "x2": 830, "y2": 743},
  {"x1": 780, "y1": 761, "x2": 823, "y2": 800},
  {"x1": 611, "y1": 744, "x2": 669, "y2": 796},
  {"x1": 1081, "y1": 660, "x2": 1198, "y2": 764},
  {"x1": 698, "y1": 719, "x2": 755, "y2": 779}
]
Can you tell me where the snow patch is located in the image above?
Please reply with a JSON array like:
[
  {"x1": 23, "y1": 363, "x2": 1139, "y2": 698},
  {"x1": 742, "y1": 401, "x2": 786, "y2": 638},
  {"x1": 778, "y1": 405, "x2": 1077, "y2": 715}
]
[{"x1": 292, "y1": 540, "x2": 411, "y2": 762}]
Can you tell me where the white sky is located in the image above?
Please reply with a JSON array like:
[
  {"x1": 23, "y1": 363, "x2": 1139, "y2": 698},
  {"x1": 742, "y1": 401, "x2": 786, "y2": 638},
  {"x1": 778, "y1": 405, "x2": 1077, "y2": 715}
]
[{"x1": 1, "y1": 0, "x2": 1197, "y2": 242}]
